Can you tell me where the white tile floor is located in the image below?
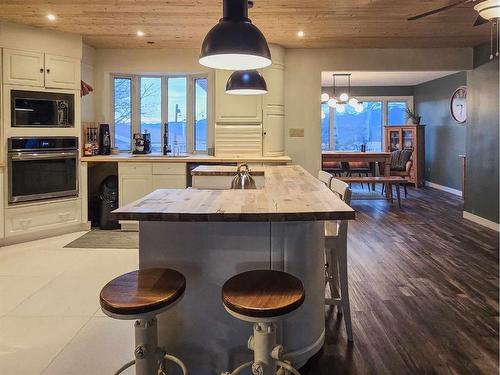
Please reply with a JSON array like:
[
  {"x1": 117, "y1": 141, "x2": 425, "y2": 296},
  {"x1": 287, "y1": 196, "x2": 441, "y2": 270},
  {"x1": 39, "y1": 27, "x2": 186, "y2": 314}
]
[{"x1": 0, "y1": 231, "x2": 139, "y2": 375}]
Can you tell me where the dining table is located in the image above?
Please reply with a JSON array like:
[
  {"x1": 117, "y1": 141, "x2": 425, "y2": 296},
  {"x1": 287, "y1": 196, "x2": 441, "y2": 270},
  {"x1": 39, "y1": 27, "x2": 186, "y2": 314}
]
[{"x1": 322, "y1": 151, "x2": 393, "y2": 195}]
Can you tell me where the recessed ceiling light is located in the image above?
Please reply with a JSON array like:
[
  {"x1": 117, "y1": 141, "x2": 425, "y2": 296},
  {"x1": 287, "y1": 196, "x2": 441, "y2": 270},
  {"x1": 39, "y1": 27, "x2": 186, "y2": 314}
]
[
  {"x1": 47, "y1": 13, "x2": 56, "y2": 21},
  {"x1": 297, "y1": 31, "x2": 305, "y2": 38},
  {"x1": 137, "y1": 31, "x2": 145, "y2": 37}
]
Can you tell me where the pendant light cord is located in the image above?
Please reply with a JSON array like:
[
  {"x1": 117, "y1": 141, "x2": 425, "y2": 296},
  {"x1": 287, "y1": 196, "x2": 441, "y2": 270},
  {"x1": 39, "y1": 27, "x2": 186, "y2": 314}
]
[
  {"x1": 269, "y1": 221, "x2": 272, "y2": 269},
  {"x1": 495, "y1": 18, "x2": 500, "y2": 57},
  {"x1": 490, "y1": 21, "x2": 494, "y2": 60}
]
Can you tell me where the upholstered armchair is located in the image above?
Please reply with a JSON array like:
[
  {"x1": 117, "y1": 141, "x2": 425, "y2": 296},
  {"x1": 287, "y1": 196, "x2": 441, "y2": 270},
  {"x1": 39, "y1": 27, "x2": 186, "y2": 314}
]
[{"x1": 383, "y1": 150, "x2": 413, "y2": 197}]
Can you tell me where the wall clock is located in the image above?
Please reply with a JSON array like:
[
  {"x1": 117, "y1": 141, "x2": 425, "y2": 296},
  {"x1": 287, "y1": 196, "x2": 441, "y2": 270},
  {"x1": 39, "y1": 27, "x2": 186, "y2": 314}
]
[{"x1": 450, "y1": 86, "x2": 467, "y2": 124}]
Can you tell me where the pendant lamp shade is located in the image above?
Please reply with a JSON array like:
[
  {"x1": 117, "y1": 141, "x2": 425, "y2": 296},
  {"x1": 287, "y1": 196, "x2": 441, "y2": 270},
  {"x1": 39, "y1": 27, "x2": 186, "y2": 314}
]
[
  {"x1": 199, "y1": 0, "x2": 272, "y2": 70},
  {"x1": 226, "y1": 70, "x2": 268, "y2": 95}
]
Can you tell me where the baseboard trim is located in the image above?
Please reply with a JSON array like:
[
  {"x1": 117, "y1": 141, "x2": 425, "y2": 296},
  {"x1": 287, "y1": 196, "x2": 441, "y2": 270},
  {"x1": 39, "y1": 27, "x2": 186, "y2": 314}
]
[
  {"x1": 0, "y1": 222, "x2": 90, "y2": 247},
  {"x1": 463, "y1": 211, "x2": 500, "y2": 232},
  {"x1": 424, "y1": 181, "x2": 462, "y2": 196}
]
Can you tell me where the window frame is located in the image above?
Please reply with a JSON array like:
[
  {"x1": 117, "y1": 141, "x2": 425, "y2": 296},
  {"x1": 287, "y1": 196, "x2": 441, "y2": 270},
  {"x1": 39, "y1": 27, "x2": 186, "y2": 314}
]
[
  {"x1": 323, "y1": 96, "x2": 414, "y2": 151},
  {"x1": 111, "y1": 73, "x2": 209, "y2": 154}
]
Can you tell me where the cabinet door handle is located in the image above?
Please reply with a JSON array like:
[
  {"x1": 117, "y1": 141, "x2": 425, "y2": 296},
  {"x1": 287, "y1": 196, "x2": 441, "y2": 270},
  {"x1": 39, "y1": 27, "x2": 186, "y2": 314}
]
[
  {"x1": 263, "y1": 132, "x2": 267, "y2": 136},
  {"x1": 46, "y1": 69, "x2": 51, "y2": 74},
  {"x1": 40, "y1": 68, "x2": 44, "y2": 73}
]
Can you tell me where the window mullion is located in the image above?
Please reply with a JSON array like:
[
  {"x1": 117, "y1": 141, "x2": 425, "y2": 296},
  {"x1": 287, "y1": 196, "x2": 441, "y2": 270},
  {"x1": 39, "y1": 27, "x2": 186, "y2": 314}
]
[
  {"x1": 187, "y1": 76, "x2": 194, "y2": 153},
  {"x1": 330, "y1": 107, "x2": 335, "y2": 151},
  {"x1": 161, "y1": 76, "x2": 167, "y2": 153},
  {"x1": 132, "y1": 75, "x2": 140, "y2": 144}
]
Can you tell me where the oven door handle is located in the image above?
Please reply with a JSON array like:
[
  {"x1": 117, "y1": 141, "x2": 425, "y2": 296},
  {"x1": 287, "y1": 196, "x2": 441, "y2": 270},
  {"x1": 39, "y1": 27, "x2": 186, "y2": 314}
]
[{"x1": 10, "y1": 151, "x2": 78, "y2": 161}]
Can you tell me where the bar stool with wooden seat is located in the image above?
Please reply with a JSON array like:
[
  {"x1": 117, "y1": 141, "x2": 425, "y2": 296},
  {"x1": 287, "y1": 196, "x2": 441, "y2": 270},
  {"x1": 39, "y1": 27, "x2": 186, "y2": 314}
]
[
  {"x1": 325, "y1": 178, "x2": 354, "y2": 341},
  {"x1": 221, "y1": 270, "x2": 305, "y2": 375},
  {"x1": 100, "y1": 268, "x2": 188, "y2": 375}
]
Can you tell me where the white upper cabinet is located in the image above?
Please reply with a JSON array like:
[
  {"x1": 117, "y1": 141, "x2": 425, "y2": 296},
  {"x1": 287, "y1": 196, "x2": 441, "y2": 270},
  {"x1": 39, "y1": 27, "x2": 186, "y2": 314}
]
[
  {"x1": 2, "y1": 49, "x2": 80, "y2": 90},
  {"x1": 215, "y1": 69, "x2": 262, "y2": 123},
  {"x1": 2, "y1": 49, "x2": 45, "y2": 87},
  {"x1": 44, "y1": 54, "x2": 80, "y2": 90}
]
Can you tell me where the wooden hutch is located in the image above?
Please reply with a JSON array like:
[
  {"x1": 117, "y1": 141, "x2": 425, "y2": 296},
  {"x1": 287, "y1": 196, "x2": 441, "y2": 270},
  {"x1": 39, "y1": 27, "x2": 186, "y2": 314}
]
[{"x1": 384, "y1": 125, "x2": 425, "y2": 187}]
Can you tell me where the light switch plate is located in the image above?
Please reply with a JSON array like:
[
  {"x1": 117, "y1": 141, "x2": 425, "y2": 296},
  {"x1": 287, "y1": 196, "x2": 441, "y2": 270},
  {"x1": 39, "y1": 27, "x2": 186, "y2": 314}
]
[{"x1": 289, "y1": 128, "x2": 304, "y2": 137}]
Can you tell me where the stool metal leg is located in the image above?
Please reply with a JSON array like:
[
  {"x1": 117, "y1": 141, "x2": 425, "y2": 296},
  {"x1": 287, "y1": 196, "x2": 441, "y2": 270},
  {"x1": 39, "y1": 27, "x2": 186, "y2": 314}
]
[
  {"x1": 222, "y1": 321, "x2": 301, "y2": 375},
  {"x1": 250, "y1": 322, "x2": 277, "y2": 375},
  {"x1": 134, "y1": 318, "x2": 161, "y2": 375}
]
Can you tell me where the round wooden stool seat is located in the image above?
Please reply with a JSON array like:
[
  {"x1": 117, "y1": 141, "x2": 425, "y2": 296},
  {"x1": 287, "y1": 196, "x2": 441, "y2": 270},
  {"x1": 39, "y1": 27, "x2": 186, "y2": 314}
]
[
  {"x1": 222, "y1": 270, "x2": 305, "y2": 319},
  {"x1": 100, "y1": 268, "x2": 186, "y2": 317}
]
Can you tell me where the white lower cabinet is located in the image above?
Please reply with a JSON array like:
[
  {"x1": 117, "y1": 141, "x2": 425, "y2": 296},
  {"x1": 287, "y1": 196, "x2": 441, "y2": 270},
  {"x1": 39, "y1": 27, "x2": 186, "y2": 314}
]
[
  {"x1": 152, "y1": 175, "x2": 186, "y2": 190},
  {"x1": 4, "y1": 199, "x2": 82, "y2": 237},
  {"x1": 118, "y1": 174, "x2": 154, "y2": 208},
  {"x1": 118, "y1": 162, "x2": 186, "y2": 230}
]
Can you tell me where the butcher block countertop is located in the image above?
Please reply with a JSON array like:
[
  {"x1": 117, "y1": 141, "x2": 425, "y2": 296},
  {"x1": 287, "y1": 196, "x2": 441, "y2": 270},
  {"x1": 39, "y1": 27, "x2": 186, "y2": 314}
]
[
  {"x1": 112, "y1": 165, "x2": 355, "y2": 222},
  {"x1": 82, "y1": 153, "x2": 291, "y2": 164},
  {"x1": 191, "y1": 165, "x2": 265, "y2": 176}
]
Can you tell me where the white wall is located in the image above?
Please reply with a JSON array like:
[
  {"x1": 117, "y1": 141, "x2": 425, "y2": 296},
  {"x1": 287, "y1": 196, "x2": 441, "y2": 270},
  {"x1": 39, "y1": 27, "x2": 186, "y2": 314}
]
[
  {"x1": 284, "y1": 48, "x2": 474, "y2": 174},
  {"x1": 81, "y1": 43, "x2": 95, "y2": 123},
  {"x1": 0, "y1": 21, "x2": 82, "y2": 58}
]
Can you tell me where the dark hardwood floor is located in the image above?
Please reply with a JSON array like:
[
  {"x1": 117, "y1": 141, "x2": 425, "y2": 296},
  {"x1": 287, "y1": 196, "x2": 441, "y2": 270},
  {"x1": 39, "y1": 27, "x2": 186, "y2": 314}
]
[{"x1": 303, "y1": 186, "x2": 499, "y2": 375}]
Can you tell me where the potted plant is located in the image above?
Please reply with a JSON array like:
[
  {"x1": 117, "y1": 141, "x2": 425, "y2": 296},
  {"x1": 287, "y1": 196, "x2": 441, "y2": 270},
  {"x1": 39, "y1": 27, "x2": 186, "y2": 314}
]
[{"x1": 405, "y1": 108, "x2": 421, "y2": 125}]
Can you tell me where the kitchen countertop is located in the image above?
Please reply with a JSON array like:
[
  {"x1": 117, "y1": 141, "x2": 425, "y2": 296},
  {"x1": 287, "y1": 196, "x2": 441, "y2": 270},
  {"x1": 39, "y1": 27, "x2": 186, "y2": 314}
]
[
  {"x1": 81, "y1": 153, "x2": 292, "y2": 164},
  {"x1": 191, "y1": 165, "x2": 265, "y2": 176},
  {"x1": 112, "y1": 165, "x2": 355, "y2": 222}
]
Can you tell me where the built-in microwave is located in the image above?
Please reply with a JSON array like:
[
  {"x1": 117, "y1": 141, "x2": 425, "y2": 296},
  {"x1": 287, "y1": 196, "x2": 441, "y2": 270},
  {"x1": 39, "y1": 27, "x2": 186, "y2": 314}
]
[{"x1": 11, "y1": 90, "x2": 75, "y2": 128}]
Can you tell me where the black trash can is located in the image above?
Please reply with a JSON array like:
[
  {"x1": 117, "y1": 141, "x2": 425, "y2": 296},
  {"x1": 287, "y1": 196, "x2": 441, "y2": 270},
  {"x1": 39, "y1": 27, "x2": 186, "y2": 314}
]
[{"x1": 99, "y1": 175, "x2": 120, "y2": 230}]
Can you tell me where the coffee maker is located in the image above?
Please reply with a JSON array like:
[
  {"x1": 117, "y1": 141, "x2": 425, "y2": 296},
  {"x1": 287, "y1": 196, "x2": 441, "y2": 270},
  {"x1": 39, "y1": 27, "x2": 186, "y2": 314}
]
[
  {"x1": 98, "y1": 123, "x2": 111, "y2": 155},
  {"x1": 132, "y1": 132, "x2": 152, "y2": 154}
]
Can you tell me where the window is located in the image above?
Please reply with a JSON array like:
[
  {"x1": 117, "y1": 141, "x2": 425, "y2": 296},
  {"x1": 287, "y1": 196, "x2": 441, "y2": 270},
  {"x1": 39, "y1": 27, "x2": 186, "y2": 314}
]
[
  {"x1": 387, "y1": 101, "x2": 407, "y2": 125},
  {"x1": 167, "y1": 77, "x2": 187, "y2": 153},
  {"x1": 321, "y1": 97, "x2": 411, "y2": 151},
  {"x1": 321, "y1": 103, "x2": 330, "y2": 151},
  {"x1": 113, "y1": 77, "x2": 132, "y2": 151},
  {"x1": 194, "y1": 78, "x2": 208, "y2": 152},
  {"x1": 112, "y1": 74, "x2": 209, "y2": 153},
  {"x1": 140, "y1": 77, "x2": 162, "y2": 152},
  {"x1": 334, "y1": 101, "x2": 382, "y2": 151}
]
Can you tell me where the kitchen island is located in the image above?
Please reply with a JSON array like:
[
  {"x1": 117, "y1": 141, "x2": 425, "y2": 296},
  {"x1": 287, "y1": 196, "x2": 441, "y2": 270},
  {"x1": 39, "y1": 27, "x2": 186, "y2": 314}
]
[{"x1": 112, "y1": 165, "x2": 355, "y2": 374}]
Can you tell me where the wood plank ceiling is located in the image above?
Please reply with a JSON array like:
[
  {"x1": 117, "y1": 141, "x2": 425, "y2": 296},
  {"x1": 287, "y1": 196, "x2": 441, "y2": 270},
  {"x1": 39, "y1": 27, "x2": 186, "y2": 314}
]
[{"x1": 0, "y1": 0, "x2": 492, "y2": 49}]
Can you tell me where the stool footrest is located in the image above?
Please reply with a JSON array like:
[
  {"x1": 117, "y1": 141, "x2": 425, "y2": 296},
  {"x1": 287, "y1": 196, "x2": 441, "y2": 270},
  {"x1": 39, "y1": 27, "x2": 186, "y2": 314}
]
[{"x1": 159, "y1": 353, "x2": 188, "y2": 375}]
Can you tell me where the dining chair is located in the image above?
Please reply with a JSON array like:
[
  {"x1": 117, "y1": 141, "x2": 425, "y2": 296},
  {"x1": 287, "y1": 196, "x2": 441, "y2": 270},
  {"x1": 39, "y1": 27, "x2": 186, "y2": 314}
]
[
  {"x1": 325, "y1": 177, "x2": 353, "y2": 341},
  {"x1": 318, "y1": 170, "x2": 333, "y2": 187}
]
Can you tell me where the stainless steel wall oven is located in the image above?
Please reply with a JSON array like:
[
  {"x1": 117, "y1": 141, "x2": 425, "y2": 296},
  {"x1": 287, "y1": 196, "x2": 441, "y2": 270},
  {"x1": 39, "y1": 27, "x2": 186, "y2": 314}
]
[{"x1": 8, "y1": 137, "x2": 79, "y2": 204}]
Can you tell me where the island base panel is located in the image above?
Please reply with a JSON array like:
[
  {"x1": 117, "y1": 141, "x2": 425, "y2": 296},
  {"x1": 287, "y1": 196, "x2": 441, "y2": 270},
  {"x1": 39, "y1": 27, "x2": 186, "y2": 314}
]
[{"x1": 139, "y1": 221, "x2": 325, "y2": 374}]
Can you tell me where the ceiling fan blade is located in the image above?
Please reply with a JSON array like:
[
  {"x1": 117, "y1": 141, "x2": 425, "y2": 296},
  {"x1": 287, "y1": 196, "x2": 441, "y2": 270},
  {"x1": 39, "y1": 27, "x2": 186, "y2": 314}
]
[
  {"x1": 473, "y1": 15, "x2": 490, "y2": 26},
  {"x1": 407, "y1": 0, "x2": 471, "y2": 21}
]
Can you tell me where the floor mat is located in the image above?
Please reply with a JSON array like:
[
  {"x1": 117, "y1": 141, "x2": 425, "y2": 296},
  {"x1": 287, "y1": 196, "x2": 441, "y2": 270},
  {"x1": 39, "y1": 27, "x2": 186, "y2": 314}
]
[{"x1": 64, "y1": 229, "x2": 138, "y2": 249}]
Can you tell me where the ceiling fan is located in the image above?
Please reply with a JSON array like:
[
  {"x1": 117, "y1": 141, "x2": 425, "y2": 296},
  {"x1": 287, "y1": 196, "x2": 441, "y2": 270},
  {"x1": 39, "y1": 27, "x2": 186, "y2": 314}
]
[{"x1": 408, "y1": 0, "x2": 499, "y2": 26}]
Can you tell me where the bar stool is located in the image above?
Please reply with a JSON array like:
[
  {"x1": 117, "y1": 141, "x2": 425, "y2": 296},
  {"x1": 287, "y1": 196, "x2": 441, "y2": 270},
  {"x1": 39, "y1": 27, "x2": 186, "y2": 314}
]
[
  {"x1": 99, "y1": 268, "x2": 188, "y2": 375},
  {"x1": 221, "y1": 270, "x2": 304, "y2": 375},
  {"x1": 325, "y1": 178, "x2": 353, "y2": 341}
]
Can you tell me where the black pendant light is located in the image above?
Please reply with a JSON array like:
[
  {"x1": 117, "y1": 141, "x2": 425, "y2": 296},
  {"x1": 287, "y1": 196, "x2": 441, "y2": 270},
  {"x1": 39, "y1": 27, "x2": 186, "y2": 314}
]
[
  {"x1": 199, "y1": 0, "x2": 272, "y2": 70},
  {"x1": 226, "y1": 70, "x2": 267, "y2": 95}
]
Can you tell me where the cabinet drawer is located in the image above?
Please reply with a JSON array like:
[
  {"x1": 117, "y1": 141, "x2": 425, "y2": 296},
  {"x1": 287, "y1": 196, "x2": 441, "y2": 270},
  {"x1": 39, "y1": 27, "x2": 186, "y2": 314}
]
[
  {"x1": 152, "y1": 163, "x2": 186, "y2": 175},
  {"x1": 152, "y1": 175, "x2": 186, "y2": 189},
  {"x1": 119, "y1": 162, "x2": 152, "y2": 175},
  {"x1": 5, "y1": 199, "x2": 81, "y2": 236}
]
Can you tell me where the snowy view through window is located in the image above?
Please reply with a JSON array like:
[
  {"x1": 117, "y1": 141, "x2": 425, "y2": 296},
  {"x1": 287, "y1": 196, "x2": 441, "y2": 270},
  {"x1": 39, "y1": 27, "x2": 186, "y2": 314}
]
[{"x1": 114, "y1": 76, "x2": 207, "y2": 152}]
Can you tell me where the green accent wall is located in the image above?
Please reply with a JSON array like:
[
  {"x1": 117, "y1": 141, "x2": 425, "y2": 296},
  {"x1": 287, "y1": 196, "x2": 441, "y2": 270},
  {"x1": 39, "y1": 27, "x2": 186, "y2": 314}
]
[
  {"x1": 464, "y1": 45, "x2": 499, "y2": 224},
  {"x1": 414, "y1": 72, "x2": 467, "y2": 191}
]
